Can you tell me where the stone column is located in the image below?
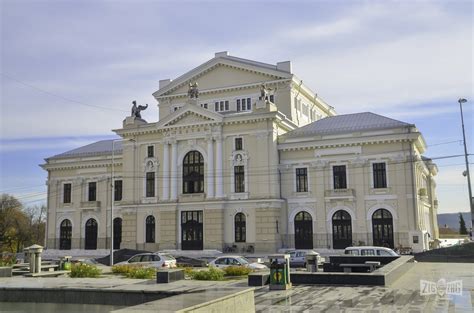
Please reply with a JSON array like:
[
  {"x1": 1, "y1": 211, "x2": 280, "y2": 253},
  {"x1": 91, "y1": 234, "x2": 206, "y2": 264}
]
[
  {"x1": 215, "y1": 135, "x2": 224, "y2": 198},
  {"x1": 162, "y1": 141, "x2": 170, "y2": 200},
  {"x1": 207, "y1": 138, "x2": 215, "y2": 198},
  {"x1": 170, "y1": 140, "x2": 178, "y2": 200}
]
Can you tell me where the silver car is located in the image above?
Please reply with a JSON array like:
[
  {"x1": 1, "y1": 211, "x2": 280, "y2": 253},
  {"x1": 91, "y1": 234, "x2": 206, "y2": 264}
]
[
  {"x1": 116, "y1": 253, "x2": 177, "y2": 269},
  {"x1": 285, "y1": 250, "x2": 322, "y2": 267}
]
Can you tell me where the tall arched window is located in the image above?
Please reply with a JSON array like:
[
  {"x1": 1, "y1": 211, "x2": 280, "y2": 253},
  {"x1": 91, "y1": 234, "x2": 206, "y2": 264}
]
[
  {"x1": 294, "y1": 211, "x2": 313, "y2": 249},
  {"x1": 183, "y1": 151, "x2": 204, "y2": 194},
  {"x1": 146, "y1": 215, "x2": 155, "y2": 243},
  {"x1": 235, "y1": 213, "x2": 246, "y2": 242},
  {"x1": 332, "y1": 210, "x2": 352, "y2": 249},
  {"x1": 60, "y1": 219, "x2": 72, "y2": 250},
  {"x1": 85, "y1": 218, "x2": 98, "y2": 250},
  {"x1": 372, "y1": 209, "x2": 394, "y2": 248}
]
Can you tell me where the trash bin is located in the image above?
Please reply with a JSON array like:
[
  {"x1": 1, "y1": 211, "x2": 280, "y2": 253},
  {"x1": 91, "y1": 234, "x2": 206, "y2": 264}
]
[
  {"x1": 305, "y1": 251, "x2": 319, "y2": 272},
  {"x1": 60, "y1": 256, "x2": 72, "y2": 270},
  {"x1": 268, "y1": 254, "x2": 292, "y2": 290}
]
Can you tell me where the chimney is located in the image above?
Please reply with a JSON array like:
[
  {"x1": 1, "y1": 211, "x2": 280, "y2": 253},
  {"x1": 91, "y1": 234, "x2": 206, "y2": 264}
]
[
  {"x1": 215, "y1": 51, "x2": 228, "y2": 58},
  {"x1": 159, "y1": 79, "x2": 171, "y2": 89},
  {"x1": 277, "y1": 61, "x2": 292, "y2": 73}
]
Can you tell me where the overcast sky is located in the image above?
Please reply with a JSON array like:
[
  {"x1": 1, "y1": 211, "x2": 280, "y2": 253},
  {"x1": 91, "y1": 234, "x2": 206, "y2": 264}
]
[{"x1": 0, "y1": 0, "x2": 473, "y2": 216}]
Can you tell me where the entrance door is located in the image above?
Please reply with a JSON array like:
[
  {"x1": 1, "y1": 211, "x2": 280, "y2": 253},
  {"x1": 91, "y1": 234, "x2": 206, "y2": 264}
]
[
  {"x1": 332, "y1": 210, "x2": 352, "y2": 249},
  {"x1": 60, "y1": 219, "x2": 72, "y2": 250},
  {"x1": 113, "y1": 218, "x2": 122, "y2": 250},
  {"x1": 85, "y1": 218, "x2": 98, "y2": 250},
  {"x1": 294, "y1": 211, "x2": 313, "y2": 249},
  {"x1": 372, "y1": 209, "x2": 394, "y2": 248},
  {"x1": 181, "y1": 211, "x2": 203, "y2": 250}
]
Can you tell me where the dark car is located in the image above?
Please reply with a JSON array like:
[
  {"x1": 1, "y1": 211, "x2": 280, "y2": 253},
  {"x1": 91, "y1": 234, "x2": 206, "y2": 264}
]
[{"x1": 175, "y1": 256, "x2": 208, "y2": 267}]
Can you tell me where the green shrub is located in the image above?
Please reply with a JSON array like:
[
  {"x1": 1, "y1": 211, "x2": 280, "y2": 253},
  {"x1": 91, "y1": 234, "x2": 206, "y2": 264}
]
[
  {"x1": 223, "y1": 266, "x2": 252, "y2": 276},
  {"x1": 0, "y1": 254, "x2": 16, "y2": 267},
  {"x1": 125, "y1": 266, "x2": 156, "y2": 279},
  {"x1": 190, "y1": 267, "x2": 224, "y2": 281},
  {"x1": 112, "y1": 264, "x2": 137, "y2": 275},
  {"x1": 70, "y1": 263, "x2": 101, "y2": 278}
]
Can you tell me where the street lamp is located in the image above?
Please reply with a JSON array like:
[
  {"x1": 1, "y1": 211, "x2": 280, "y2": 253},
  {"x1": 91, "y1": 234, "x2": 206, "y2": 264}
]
[
  {"x1": 458, "y1": 98, "x2": 473, "y2": 239},
  {"x1": 111, "y1": 138, "x2": 135, "y2": 266}
]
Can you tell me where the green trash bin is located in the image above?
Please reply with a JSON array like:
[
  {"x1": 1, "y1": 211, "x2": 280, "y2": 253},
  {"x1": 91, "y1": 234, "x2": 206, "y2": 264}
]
[{"x1": 268, "y1": 254, "x2": 292, "y2": 290}]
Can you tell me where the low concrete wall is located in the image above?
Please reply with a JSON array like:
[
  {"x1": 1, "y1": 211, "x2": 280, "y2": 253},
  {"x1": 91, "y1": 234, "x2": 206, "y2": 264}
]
[
  {"x1": 290, "y1": 256, "x2": 414, "y2": 286},
  {"x1": 0, "y1": 267, "x2": 12, "y2": 277}
]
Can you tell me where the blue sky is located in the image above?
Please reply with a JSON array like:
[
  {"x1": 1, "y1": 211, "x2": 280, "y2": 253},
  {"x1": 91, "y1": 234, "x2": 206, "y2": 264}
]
[{"x1": 0, "y1": 0, "x2": 472, "y2": 214}]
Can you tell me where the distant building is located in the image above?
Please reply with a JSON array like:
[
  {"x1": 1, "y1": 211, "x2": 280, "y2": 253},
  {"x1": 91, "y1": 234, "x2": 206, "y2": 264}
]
[{"x1": 41, "y1": 52, "x2": 439, "y2": 253}]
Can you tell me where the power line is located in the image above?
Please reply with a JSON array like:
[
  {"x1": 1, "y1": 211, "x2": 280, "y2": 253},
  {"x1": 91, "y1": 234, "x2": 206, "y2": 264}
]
[{"x1": 1, "y1": 73, "x2": 128, "y2": 113}]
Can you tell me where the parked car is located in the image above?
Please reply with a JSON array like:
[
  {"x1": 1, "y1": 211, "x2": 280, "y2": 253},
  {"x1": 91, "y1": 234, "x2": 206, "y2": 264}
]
[
  {"x1": 344, "y1": 246, "x2": 398, "y2": 256},
  {"x1": 175, "y1": 256, "x2": 208, "y2": 267},
  {"x1": 284, "y1": 250, "x2": 322, "y2": 267},
  {"x1": 116, "y1": 253, "x2": 177, "y2": 268},
  {"x1": 209, "y1": 255, "x2": 268, "y2": 270}
]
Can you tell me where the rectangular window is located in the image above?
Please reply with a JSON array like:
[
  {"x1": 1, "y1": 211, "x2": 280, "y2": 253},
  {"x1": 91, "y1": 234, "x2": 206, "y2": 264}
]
[
  {"x1": 373, "y1": 162, "x2": 387, "y2": 188},
  {"x1": 296, "y1": 168, "x2": 308, "y2": 192},
  {"x1": 201, "y1": 103, "x2": 208, "y2": 109},
  {"x1": 147, "y1": 145, "x2": 154, "y2": 158},
  {"x1": 63, "y1": 183, "x2": 72, "y2": 204},
  {"x1": 302, "y1": 104, "x2": 309, "y2": 116},
  {"x1": 246, "y1": 98, "x2": 251, "y2": 110},
  {"x1": 220, "y1": 101, "x2": 224, "y2": 111},
  {"x1": 235, "y1": 138, "x2": 243, "y2": 150},
  {"x1": 234, "y1": 166, "x2": 245, "y2": 193},
  {"x1": 225, "y1": 100, "x2": 229, "y2": 111},
  {"x1": 114, "y1": 180, "x2": 123, "y2": 201},
  {"x1": 236, "y1": 99, "x2": 241, "y2": 112},
  {"x1": 88, "y1": 182, "x2": 97, "y2": 201},
  {"x1": 146, "y1": 172, "x2": 155, "y2": 197},
  {"x1": 237, "y1": 98, "x2": 252, "y2": 111},
  {"x1": 215, "y1": 102, "x2": 219, "y2": 111},
  {"x1": 269, "y1": 95, "x2": 274, "y2": 103},
  {"x1": 333, "y1": 165, "x2": 347, "y2": 189}
]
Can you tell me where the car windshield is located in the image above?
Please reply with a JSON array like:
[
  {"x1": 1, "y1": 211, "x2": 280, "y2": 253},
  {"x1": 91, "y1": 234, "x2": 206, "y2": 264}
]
[
  {"x1": 236, "y1": 257, "x2": 249, "y2": 264},
  {"x1": 161, "y1": 254, "x2": 175, "y2": 260}
]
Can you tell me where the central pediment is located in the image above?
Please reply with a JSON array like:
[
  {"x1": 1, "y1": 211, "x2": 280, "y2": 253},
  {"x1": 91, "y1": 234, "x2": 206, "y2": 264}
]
[{"x1": 157, "y1": 103, "x2": 223, "y2": 129}]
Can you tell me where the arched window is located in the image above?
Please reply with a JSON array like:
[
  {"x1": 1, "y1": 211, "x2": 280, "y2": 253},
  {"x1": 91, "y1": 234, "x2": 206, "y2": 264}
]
[
  {"x1": 146, "y1": 215, "x2": 155, "y2": 243},
  {"x1": 235, "y1": 213, "x2": 246, "y2": 242},
  {"x1": 294, "y1": 211, "x2": 313, "y2": 249},
  {"x1": 332, "y1": 210, "x2": 352, "y2": 249},
  {"x1": 85, "y1": 218, "x2": 98, "y2": 250},
  {"x1": 372, "y1": 209, "x2": 394, "y2": 248},
  {"x1": 183, "y1": 151, "x2": 204, "y2": 194},
  {"x1": 60, "y1": 219, "x2": 72, "y2": 250}
]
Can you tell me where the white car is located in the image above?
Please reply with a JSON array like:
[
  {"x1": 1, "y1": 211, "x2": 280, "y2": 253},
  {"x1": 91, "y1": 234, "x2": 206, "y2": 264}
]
[
  {"x1": 209, "y1": 255, "x2": 268, "y2": 270},
  {"x1": 344, "y1": 246, "x2": 398, "y2": 256},
  {"x1": 284, "y1": 249, "x2": 322, "y2": 267},
  {"x1": 116, "y1": 253, "x2": 177, "y2": 269}
]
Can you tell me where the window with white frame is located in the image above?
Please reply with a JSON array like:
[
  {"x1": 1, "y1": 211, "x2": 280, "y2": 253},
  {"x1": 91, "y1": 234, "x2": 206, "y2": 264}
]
[
  {"x1": 235, "y1": 137, "x2": 243, "y2": 151},
  {"x1": 63, "y1": 183, "x2": 72, "y2": 204},
  {"x1": 214, "y1": 100, "x2": 229, "y2": 112},
  {"x1": 236, "y1": 98, "x2": 252, "y2": 112},
  {"x1": 145, "y1": 172, "x2": 155, "y2": 197},
  {"x1": 373, "y1": 162, "x2": 387, "y2": 188},
  {"x1": 295, "y1": 168, "x2": 308, "y2": 192},
  {"x1": 88, "y1": 182, "x2": 97, "y2": 201},
  {"x1": 333, "y1": 165, "x2": 347, "y2": 189},
  {"x1": 234, "y1": 166, "x2": 245, "y2": 193}
]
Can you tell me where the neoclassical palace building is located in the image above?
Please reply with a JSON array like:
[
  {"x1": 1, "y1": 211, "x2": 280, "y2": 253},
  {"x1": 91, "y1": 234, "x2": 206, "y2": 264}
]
[{"x1": 41, "y1": 52, "x2": 439, "y2": 253}]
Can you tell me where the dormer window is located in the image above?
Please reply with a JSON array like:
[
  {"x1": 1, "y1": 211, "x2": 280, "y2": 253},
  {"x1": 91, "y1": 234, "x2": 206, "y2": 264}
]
[
  {"x1": 237, "y1": 98, "x2": 251, "y2": 112},
  {"x1": 214, "y1": 100, "x2": 229, "y2": 112}
]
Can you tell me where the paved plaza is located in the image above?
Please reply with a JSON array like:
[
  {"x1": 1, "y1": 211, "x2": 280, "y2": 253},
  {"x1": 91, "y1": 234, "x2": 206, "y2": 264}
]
[
  {"x1": 1, "y1": 262, "x2": 473, "y2": 312},
  {"x1": 254, "y1": 263, "x2": 474, "y2": 312}
]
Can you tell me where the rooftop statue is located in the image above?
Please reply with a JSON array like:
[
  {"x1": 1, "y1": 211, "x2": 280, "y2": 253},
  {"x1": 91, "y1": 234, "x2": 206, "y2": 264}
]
[
  {"x1": 188, "y1": 82, "x2": 199, "y2": 99},
  {"x1": 131, "y1": 100, "x2": 148, "y2": 119},
  {"x1": 260, "y1": 83, "x2": 268, "y2": 101}
]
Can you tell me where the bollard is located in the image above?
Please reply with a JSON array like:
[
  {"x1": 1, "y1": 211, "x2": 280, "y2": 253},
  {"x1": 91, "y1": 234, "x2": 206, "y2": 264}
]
[{"x1": 26, "y1": 244, "x2": 44, "y2": 274}]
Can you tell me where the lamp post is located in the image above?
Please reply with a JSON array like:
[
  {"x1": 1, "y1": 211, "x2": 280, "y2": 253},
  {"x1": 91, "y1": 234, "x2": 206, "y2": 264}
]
[
  {"x1": 458, "y1": 98, "x2": 473, "y2": 239},
  {"x1": 111, "y1": 138, "x2": 134, "y2": 266}
]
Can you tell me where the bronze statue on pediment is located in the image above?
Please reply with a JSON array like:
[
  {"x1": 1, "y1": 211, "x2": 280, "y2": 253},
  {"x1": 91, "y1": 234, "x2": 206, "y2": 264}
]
[{"x1": 131, "y1": 100, "x2": 148, "y2": 118}]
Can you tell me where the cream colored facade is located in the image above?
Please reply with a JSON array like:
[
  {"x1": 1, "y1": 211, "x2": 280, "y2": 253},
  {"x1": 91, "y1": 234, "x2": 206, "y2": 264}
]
[{"x1": 42, "y1": 52, "x2": 438, "y2": 253}]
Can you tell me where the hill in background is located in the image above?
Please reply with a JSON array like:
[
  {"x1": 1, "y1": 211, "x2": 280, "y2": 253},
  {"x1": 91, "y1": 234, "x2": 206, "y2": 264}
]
[{"x1": 437, "y1": 212, "x2": 472, "y2": 231}]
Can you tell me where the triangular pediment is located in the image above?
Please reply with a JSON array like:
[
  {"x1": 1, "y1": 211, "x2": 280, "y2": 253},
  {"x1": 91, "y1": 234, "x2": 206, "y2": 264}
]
[
  {"x1": 157, "y1": 103, "x2": 223, "y2": 128},
  {"x1": 153, "y1": 55, "x2": 291, "y2": 98}
]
